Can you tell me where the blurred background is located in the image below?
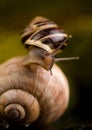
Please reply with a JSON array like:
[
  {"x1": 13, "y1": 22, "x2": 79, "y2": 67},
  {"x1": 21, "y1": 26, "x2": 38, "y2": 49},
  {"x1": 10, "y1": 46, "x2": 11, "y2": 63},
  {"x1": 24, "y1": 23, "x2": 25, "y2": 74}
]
[{"x1": 0, "y1": 0, "x2": 92, "y2": 129}]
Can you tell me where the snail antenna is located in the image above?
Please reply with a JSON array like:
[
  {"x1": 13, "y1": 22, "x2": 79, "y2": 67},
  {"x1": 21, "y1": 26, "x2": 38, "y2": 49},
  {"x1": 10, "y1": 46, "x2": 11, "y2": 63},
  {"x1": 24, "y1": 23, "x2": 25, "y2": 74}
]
[
  {"x1": 51, "y1": 35, "x2": 72, "y2": 57},
  {"x1": 49, "y1": 35, "x2": 79, "y2": 62}
]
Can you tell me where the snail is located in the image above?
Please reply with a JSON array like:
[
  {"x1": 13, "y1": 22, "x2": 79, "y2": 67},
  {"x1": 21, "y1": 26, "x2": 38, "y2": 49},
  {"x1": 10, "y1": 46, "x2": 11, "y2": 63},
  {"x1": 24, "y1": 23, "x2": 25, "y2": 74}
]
[
  {"x1": 0, "y1": 16, "x2": 78, "y2": 127},
  {"x1": 21, "y1": 16, "x2": 79, "y2": 73}
]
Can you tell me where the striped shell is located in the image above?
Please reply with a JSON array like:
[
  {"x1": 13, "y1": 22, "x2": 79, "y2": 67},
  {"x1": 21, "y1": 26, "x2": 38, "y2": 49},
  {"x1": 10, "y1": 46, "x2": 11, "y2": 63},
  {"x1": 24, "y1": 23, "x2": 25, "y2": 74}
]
[{"x1": 21, "y1": 16, "x2": 69, "y2": 53}]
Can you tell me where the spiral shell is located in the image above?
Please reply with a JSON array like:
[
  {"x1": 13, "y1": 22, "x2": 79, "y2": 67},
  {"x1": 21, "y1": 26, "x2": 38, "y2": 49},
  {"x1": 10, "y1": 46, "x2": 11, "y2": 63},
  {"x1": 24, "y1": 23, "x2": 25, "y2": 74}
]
[
  {"x1": 0, "y1": 56, "x2": 69, "y2": 126},
  {"x1": 21, "y1": 16, "x2": 69, "y2": 53}
]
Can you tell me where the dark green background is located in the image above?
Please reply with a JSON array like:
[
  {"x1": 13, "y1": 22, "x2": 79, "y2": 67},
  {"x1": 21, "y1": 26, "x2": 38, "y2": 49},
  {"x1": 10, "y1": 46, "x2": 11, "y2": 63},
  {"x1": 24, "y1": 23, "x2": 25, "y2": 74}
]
[{"x1": 0, "y1": 0, "x2": 92, "y2": 129}]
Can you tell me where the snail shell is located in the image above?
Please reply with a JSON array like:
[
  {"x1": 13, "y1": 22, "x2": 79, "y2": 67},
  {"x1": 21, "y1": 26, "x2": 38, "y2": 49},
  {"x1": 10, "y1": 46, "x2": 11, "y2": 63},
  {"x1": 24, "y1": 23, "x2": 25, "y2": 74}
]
[
  {"x1": 0, "y1": 56, "x2": 69, "y2": 126},
  {"x1": 21, "y1": 16, "x2": 69, "y2": 53}
]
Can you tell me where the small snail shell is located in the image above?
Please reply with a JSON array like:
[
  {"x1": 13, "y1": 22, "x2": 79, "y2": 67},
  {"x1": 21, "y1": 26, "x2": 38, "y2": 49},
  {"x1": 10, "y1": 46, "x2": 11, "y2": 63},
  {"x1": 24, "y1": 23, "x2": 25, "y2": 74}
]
[
  {"x1": 0, "y1": 55, "x2": 69, "y2": 126},
  {"x1": 21, "y1": 16, "x2": 69, "y2": 52}
]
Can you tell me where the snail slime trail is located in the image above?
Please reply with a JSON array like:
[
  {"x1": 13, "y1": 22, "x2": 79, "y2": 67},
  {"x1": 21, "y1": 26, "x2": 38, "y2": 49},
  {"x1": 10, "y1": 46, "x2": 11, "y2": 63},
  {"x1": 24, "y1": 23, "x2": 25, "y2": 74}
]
[{"x1": 0, "y1": 16, "x2": 78, "y2": 127}]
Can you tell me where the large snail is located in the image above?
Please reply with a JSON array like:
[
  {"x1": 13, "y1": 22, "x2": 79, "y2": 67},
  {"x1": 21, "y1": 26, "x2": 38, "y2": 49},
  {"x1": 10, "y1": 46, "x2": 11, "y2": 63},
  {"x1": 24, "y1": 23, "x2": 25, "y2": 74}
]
[{"x1": 0, "y1": 16, "x2": 78, "y2": 127}]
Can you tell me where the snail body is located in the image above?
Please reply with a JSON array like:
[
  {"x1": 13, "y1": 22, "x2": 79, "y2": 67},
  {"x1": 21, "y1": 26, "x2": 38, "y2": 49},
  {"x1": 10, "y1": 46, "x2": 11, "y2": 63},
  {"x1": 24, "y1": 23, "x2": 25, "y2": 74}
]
[
  {"x1": 21, "y1": 17, "x2": 78, "y2": 72},
  {"x1": 0, "y1": 56, "x2": 69, "y2": 126},
  {"x1": 21, "y1": 17, "x2": 73, "y2": 72}
]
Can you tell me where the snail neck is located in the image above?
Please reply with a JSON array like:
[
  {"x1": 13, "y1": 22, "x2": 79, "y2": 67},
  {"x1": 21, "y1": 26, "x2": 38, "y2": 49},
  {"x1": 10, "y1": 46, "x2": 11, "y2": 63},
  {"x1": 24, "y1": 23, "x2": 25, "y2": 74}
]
[{"x1": 22, "y1": 47, "x2": 54, "y2": 71}]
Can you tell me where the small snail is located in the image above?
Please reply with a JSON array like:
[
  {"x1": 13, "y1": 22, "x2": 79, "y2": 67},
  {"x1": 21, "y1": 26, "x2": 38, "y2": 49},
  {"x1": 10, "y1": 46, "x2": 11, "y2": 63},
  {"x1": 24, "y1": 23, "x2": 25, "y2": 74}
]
[
  {"x1": 0, "y1": 16, "x2": 78, "y2": 127},
  {"x1": 21, "y1": 16, "x2": 78, "y2": 73}
]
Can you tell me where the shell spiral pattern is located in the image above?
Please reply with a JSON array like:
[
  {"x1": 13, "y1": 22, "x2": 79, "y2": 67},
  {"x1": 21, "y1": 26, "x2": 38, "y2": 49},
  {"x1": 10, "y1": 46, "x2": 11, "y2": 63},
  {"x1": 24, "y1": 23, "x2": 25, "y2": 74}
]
[{"x1": 0, "y1": 56, "x2": 69, "y2": 126}]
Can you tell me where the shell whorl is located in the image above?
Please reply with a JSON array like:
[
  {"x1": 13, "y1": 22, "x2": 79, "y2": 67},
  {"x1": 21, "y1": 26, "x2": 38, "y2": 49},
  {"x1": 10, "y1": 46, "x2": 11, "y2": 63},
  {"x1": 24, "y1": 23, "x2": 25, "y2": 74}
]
[
  {"x1": 0, "y1": 56, "x2": 69, "y2": 126},
  {"x1": 0, "y1": 89, "x2": 40, "y2": 124}
]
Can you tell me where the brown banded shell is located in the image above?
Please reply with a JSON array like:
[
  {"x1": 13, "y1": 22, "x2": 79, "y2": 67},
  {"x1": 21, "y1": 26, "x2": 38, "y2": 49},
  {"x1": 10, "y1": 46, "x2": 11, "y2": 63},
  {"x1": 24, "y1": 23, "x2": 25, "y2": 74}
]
[{"x1": 21, "y1": 16, "x2": 69, "y2": 53}]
